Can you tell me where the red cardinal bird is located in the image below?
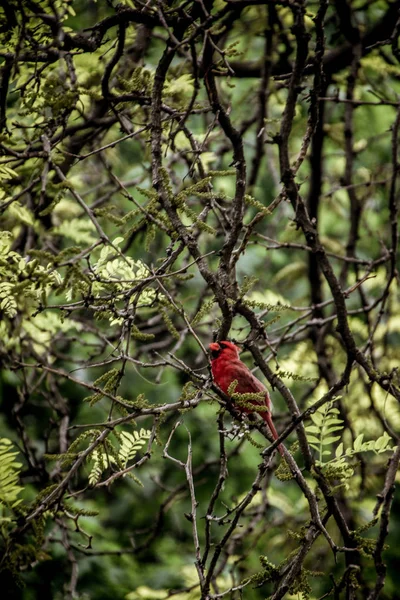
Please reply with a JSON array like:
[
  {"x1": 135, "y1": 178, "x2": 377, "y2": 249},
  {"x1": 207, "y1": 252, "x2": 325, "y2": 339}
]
[{"x1": 209, "y1": 341, "x2": 284, "y2": 457}]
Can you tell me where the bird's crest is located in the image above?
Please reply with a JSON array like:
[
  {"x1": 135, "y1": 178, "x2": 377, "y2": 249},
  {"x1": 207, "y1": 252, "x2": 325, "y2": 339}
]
[{"x1": 209, "y1": 340, "x2": 240, "y2": 359}]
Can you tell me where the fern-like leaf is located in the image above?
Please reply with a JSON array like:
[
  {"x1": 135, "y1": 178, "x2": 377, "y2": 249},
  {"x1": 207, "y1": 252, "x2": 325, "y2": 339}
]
[
  {"x1": 305, "y1": 401, "x2": 344, "y2": 464},
  {"x1": 118, "y1": 429, "x2": 151, "y2": 468},
  {"x1": 88, "y1": 449, "x2": 116, "y2": 487},
  {"x1": 0, "y1": 438, "x2": 23, "y2": 511},
  {"x1": 87, "y1": 428, "x2": 151, "y2": 486},
  {"x1": 306, "y1": 402, "x2": 395, "y2": 471}
]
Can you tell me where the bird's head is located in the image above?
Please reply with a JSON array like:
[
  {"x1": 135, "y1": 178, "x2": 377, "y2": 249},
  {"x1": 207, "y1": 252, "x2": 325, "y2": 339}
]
[{"x1": 209, "y1": 340, "x2": 240, "y2": 360}]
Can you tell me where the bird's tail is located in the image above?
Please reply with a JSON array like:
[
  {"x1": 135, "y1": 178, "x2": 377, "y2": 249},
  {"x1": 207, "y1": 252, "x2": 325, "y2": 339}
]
[{"x1": 262, "y1": 411, "x2": 285, "y2": 457}]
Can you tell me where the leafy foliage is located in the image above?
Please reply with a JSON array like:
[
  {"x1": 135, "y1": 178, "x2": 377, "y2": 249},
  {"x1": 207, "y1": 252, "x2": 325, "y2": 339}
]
[
  {"x1": 88, "y1": 428, "x2": 151, "y2": 487},
  {"x1": 306, "y1": 401, "x2": 395, "y2": 467},
  {"x1": 305, "y1": 402, "x2": 395, "y2": 489},
  {"x1": 118, "y1": 429, "x2": 151, "y2": 468},
  {"x1": 0, "y1": 439, "x2": 23, "y2": 515},
  {"x1": 305, "y1": 401, "x2": 344, "y2": 464},
  {"x1": 1, "y1": 0, "x2": 400, "y2": 598}
]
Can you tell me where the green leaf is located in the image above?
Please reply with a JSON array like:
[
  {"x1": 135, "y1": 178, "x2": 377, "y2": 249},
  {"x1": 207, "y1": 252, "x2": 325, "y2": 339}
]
[
  {"x1": 324, "y1": 418, "x2": 344, "y2": 425},
  {"x1": 361, "y1": 441, "x2": 375, "y2": 452},
  {"x1": 118, "y1": 428, "x2": 151, "y2": 468},
  {"x1": 306, "y1": 435, "x2": 321, "y2": 444},
  {"x1": 324, "y1": 425, "x2": 344, "y2": 434},
  {"x1": 353, "y1": 434, "x2": 364, "y2": 452},
  {"x1": 309, "y1": 444, "x2": 320, "y2": 452},
  {"x1": 374, "y1": 433, "x2": 392, "y2": 452},
  {"x1": 335, "y1": 442, "x2": 344, "y2": 458},
  {"x1": 321, "y1": 435, "x2": 341, "y2": 445},
  {"x1": 305, "y1": 425, "x2": 320, "y2": 434},
  {"x1": 0, "y1": 438, "x2": 23, "y2": 507},
  {"x1": 310, "y1": 412, "x2": 323, "y2": 426}
]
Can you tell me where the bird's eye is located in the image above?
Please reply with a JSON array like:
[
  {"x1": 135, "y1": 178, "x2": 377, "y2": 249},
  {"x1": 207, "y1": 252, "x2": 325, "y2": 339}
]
[{"x1": 210, "y1": 346, "x2": 221, "y2": 358}]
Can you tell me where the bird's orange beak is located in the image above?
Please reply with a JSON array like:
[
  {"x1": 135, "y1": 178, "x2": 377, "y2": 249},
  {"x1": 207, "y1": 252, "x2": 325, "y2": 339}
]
[{"x1": 209, "y1": 342, "x2": 220, "y2": 352}]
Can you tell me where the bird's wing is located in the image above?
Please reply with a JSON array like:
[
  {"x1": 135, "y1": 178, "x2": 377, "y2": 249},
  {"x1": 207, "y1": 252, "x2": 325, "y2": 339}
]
[
  {"x1": 228, "y1": 364, "x2": 265, "y2": 392},
  {"x1": 234, "y1": 373, "x2": 265, "y2": 394},
  {"x1": 230, "y1": 366, "x2": 271, "y2": 410}
]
